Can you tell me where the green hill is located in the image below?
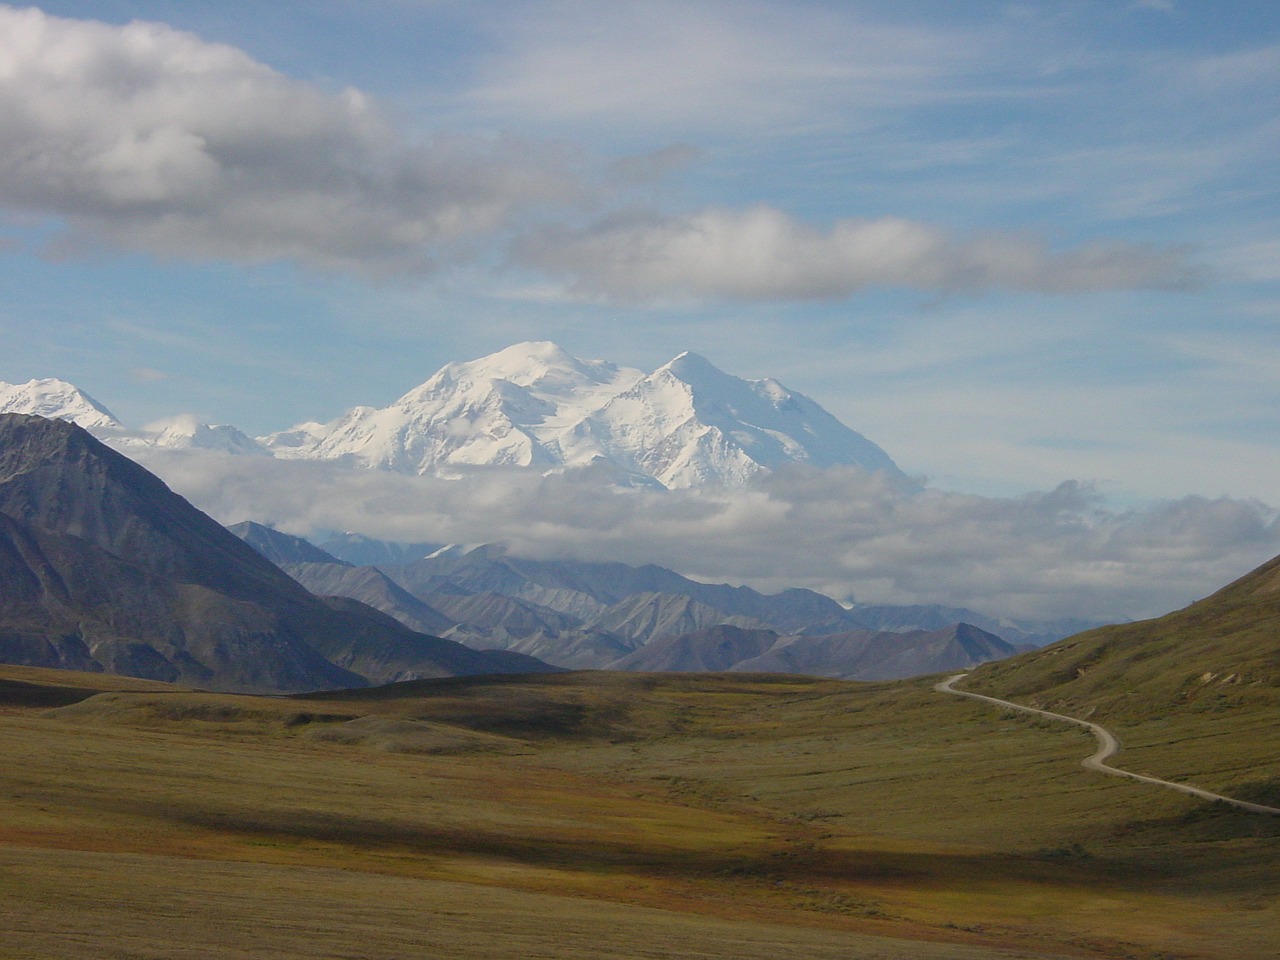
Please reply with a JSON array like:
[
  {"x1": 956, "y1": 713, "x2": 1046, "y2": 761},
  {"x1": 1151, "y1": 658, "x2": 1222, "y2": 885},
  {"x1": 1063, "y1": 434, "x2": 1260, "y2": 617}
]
[
  {"x1": 970, "y1": 552, "x2": 1280, "y2": 715},
  {"x1": 965, "y1": 551, "x2": 1280, "y2": 810}
]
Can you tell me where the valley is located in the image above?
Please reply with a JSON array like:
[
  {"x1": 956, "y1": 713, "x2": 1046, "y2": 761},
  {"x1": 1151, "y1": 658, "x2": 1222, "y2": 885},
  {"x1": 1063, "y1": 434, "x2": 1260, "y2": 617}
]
[{"x1": 2, "y1": 663, "x2": 1277, "y2": 959}]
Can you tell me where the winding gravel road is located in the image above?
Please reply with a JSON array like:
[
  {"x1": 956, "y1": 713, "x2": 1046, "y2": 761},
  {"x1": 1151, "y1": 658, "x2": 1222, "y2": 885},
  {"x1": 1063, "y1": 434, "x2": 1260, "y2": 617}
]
[{"x1": 936, "y1": 674, "x2": 1280, "y2": 816}]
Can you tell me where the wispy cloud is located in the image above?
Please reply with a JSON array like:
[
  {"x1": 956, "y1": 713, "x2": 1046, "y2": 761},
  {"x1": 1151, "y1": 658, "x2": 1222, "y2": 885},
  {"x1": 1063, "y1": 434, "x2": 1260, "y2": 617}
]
[
  {"x1": 128, "y1": 366, "x2": 170, "y2": 383},
  {"x1": 467, "y1": 0, "x2": 991, "y2": 134}
]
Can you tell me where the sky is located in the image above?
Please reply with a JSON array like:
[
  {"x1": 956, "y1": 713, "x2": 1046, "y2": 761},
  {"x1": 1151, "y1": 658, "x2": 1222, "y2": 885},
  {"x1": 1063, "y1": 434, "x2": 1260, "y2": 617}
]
[{"x1": 1, "y1": 1, "x2": 1278, "y2": 620}]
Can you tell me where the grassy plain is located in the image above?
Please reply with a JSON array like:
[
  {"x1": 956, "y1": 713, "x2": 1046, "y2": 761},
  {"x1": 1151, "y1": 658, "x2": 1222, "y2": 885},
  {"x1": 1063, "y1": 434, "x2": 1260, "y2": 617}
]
[{"x1": 1, "y1": 665, "x2": 1278, "y2": 959}]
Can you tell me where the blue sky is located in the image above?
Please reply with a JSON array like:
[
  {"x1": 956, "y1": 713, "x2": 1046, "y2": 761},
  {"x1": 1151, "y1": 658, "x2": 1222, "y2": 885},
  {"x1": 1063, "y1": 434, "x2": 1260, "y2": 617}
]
[{"x1": 1, "y1": 0, "x2": 1277, "y2": 510}]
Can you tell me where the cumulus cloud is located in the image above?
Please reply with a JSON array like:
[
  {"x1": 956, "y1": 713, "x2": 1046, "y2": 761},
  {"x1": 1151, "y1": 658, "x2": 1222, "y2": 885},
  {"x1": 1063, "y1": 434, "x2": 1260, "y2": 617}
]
[
  {"x1": 129, "y1": 449, "x2": 1279, "y2": 623},
  {"x1": 514, "y1": 206, "x2": 1203, "y2": 302},
  {"x1": 0, "y1": 6, "x2": 580, "y2": 273},
  {"x1": 0, "y1": 6, "x2": 1209, "y2": 300}
]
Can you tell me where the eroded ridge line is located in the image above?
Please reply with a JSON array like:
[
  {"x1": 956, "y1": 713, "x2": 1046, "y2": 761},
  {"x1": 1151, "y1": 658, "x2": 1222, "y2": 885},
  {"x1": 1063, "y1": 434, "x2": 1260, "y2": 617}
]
[{"x1": 936, "y1": 674, "x2": 1280, "y2": 816}]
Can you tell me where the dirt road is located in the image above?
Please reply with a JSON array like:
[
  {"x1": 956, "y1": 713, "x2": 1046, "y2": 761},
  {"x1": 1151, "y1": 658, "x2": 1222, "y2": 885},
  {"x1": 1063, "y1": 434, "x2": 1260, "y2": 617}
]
[{"x1": 936, "y1": 674, "x2": 1280, "y2": 816}]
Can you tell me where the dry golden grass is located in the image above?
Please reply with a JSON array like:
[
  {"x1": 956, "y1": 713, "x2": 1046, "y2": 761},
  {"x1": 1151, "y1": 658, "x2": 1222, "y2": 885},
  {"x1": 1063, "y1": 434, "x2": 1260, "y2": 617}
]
[
  {"x1": 1, "y1": 665, "x2": 1277, "y2": 959},
  {"x1": 0, "y1": 845, "x2": 1034, "y2": 960}
]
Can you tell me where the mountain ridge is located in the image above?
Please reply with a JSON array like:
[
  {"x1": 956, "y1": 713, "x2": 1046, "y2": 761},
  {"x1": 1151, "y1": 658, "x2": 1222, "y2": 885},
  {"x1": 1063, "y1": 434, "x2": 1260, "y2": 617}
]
[
  {"x1": 2, "y1": 342, "x2": 907, "y2": 489},
  {"x1": 233, "y1": 529, "x2": 1048, "y2": 678}
]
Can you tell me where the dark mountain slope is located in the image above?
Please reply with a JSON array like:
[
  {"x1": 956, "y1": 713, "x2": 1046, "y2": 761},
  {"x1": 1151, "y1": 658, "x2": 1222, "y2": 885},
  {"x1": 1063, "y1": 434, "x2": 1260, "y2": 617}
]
[
  {"x1": 733, "y1": 623, "x2": 1017, "y2": 681},
  {"x1": 614, "y1": 622, "x2": 1015, "y2": 680},
  {"x1": 582, "y1": 592, "x2": 769, "y2": 644},
  {"x1": 0, "y1": 510, "x2": 358, "y2": 690},
  {"x1": 0, "y1": 415, "x2": 554, "y2": 690},
  {"x1": 967, "y1": 551, "x2": 1280, "y2": 722},
  {"x1": 425, "y1": 587, "x2": 582, "y2": 639},
  {"x1": 305, "y1": 596, "x2": 554, "y2": 682},
  {"x1": 385, "y1": 544, "x2": 864, "y2": 633},
  {"x1": 849, "y1": 604, "x2": 1102, "y2": 648},
  {"x1": 319, "y1": 532, "x2": 442, "y2": 567},
  {"x1": 0, "y1": 414, "x2": 301, "y2": 603},
  {"x1": 609, "y1": 625, "x2": 782, "y2": 673},
  {"x1": 227, "y1": 521, "x2": 348, "y2": 567},
  {"x1": 283, "y1": 561, "x2": 457, "y2": 637},
  {"x1": 225, "y1": 525, "x2": 462, "y2": 639}
]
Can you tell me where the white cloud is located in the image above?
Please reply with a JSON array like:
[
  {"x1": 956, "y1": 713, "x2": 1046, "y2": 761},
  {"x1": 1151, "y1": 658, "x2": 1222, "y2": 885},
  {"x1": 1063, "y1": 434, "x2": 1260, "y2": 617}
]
[
  {"x1": 0, "y1": 6, "x2": 581, "y2": 274},
  {"x1": 515, "y1": 205, "x2": 1203, "y2": 302},
  {"x1": 129, "y1": 449, "x2": 1279, "y2": 623}
]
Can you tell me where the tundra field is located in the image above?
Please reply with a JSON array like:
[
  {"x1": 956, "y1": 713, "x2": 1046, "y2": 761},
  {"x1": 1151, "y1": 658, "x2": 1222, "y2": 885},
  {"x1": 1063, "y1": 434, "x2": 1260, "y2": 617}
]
[{"x1": 1, "y1": 664, "x2": 1277, "y2": 960}]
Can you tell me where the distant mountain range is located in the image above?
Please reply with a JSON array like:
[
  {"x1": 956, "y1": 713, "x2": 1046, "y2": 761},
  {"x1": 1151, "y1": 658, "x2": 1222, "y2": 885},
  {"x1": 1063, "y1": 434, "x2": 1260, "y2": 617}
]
[
  {"x1": 0, "y1": 411, "x2": 1105, "y2": 688},
  {"x1": 0, "y1": 341, "x2": 907, "y2": 489},
  {"x1": 226, "y1": 524, "x2": 1101, "y2": 680},
  {"x1": 0, "y1": 355, "x2": 1108, "y2": 681},
  {"x1": 0, "y1": 414, "x2": 554, "y2": 692}
]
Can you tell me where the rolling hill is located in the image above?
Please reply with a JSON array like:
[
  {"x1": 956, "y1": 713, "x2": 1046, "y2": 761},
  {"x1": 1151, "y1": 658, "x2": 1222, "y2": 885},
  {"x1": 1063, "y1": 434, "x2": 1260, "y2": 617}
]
[{"x1": 967, "y1": 550, "x2": 1280, "y2": 720}]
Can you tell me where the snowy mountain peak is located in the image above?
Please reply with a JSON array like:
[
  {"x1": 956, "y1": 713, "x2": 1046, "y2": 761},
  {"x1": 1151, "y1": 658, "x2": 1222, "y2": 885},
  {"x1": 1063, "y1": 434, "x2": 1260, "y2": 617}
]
[
  {"x1": 661, "y1": 350, "x2": 721, "y2": 381},
  {"x1": 0, "y1": 377, "x2": 122, "y2": 431},
  {"x1": 17, "y1": 345, "x2": 908, "y2": 491},
  {"x1": 257, "y1": 344, "x2": 907, "y2": 489},
  {"x1": 0, "y1": 376, "x2": 274, "y2": 457},
  {"x1": 416, "y1": 341, "x2": 636, "y2": 397},
  {"x1": 143, "y1": 415, "x2": 271, "y2": 456},
  {"x1": 577, "y1": 348, "x2": 905, "y2": 488},
  {"x1": 471, "y1": 341, "x2": 605, "y2": 383}
]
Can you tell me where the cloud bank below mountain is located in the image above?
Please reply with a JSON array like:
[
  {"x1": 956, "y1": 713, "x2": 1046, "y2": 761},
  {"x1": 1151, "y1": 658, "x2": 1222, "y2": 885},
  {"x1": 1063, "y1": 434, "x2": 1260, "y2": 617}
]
[{"x1": 131, "y1": 450, "x2": 1279, "y2": 624}]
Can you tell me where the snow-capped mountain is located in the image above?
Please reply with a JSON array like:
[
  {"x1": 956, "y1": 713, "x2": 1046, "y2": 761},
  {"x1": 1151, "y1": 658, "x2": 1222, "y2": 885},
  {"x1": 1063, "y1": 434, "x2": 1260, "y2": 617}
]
[
  {"x1": 263, "y1": 341, "x2": 906, "y2": 488},
  {"x1": 583, "y1": 350, "x2": 903, "y2": 487},
  {"x1": 7, "y1": 343, "x2": 906, "y2": 489},
  {"x1": 137, "y1": 415, "x2": 271, "y2": 456},
  {"x1": 0, "y1": 378, "x2": 270, "y2": 456},
  {"x1": 0, "y1": 378, "x2": 123, "y2": 431},
  {"x1": 263, "y1": 341, "x2": 646, "y2": 476}
]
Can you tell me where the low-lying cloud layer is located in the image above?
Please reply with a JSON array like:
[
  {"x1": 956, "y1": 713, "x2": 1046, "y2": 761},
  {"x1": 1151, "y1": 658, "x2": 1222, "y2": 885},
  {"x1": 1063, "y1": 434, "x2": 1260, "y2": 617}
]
[{"x1": 132, "y1": 450, "x2": 1280, "y2": 623}]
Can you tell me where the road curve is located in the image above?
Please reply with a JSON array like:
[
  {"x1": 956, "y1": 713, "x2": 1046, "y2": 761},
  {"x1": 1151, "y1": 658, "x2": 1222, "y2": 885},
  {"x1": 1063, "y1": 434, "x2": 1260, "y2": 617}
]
[{"x1": 936, "y1": 674, "x2": 1280, "y2": 816}]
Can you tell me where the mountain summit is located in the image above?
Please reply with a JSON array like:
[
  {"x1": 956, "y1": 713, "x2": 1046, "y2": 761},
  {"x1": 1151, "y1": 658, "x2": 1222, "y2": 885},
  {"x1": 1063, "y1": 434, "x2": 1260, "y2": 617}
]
[
  {"x1": 0, "y1": 378, "x2": 122, "y2": 431},
  {"x1": 5, "y1": 344, "x2": 907, "y2": 489},
  {"x1": 263, "y1": 342, "x2": 906, "y2": 488}
]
